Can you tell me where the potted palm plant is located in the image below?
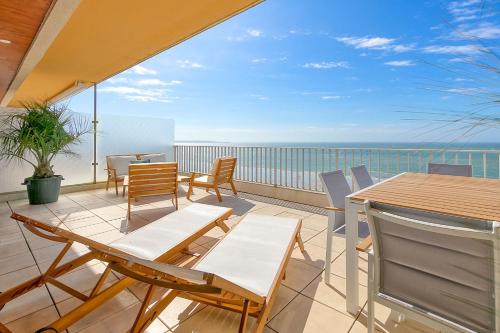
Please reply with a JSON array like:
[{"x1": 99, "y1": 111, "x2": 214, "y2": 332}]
[{"x1": 0, "y1": 102, "x2": 90, "y2": 204}]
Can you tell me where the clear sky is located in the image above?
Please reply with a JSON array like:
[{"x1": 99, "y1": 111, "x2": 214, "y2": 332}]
[{"x1": 67, "y1": 0, "x2": 500, "y2": 143}]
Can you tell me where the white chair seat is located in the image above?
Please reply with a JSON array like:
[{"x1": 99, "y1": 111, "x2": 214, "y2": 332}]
[
  {"x1": 111, "y1": 203, "x2": 232, "y2": 260},
  {"x1": 194, "y1": 175, "x2": 212, "y2": 184},
  {"x1": 195, "y1": 213, "x2": 300, "y2": 297}
]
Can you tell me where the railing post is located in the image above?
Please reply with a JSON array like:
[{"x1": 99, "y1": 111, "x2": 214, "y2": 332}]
[
  {"x1": 377, "y1": 149, "x2": 381, "y2": 182},
  {"x1": 483, "y1": 153, "x2": 487, "y2": 178},
  {"x1": 274, "y1": 147, "x2": 277, "y2": 187}
]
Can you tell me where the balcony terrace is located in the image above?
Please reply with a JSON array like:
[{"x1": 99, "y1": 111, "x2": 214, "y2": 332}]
[{"x1": 0, "y1": 184, "x2": 437, "y2": 333}]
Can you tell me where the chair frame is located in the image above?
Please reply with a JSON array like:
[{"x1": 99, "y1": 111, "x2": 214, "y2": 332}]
[
  {"x1": 2, "y1": 209, "x2": 232, "y2": 333},
  {"x1": 362, "y1": 201, "x2": 500, "y2": 333},
  {"x1": 127, "y1": 162, "x2": 178, "y2": 218},
  {"x1": 88, "y1": 218, "x2": 304, "y2": 333},
  {"x1": 105, "y1": 153, "x2": 165, "y2": 195},
  {"x1": 187, "y1": 157, "x2": 237, "y2": 202},
  {"x1": 427, "y1": 162, "x2": 473, "y2": 177}
]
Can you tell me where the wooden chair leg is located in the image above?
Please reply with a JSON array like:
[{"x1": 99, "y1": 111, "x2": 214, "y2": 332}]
[
  {"x1": 229, "y1": 180, "x2": 237, "y2": 195},
  {"x1": 174, "y1": 193, "x2": 178, "y2": 210},
  {"x1": 131, "y1": 285, "x2": 155, "y2": 333},
  {"x1": 214, "y1": 186, "x2": 222, "y2": 202},
  {"x1": 296, "y1": 234, "x2": 305, "y2": 253},
  {"x1": 114, "y1": 178, "x2": 118, "y2": 195},
  {"x1": 205, "y1": 188, "x2": 209, "y2": 193},
  {"x1": 238, "y1": 299, "x2": 250, "y2": 333},
  {"x1": 127, "y1": 197, "x2": 131, "y2": 219},
  {"x1": 106, "y1": 177, "x2": 110, "y2": 191},
  {"x1": 187, "y1": 184, "x2": 193, "y2": 200}
]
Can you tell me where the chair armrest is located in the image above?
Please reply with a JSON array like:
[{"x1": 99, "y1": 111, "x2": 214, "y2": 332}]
[
  {"x1": 105, "y1": 168, "x2": 117, "y2": 178},
  {"x1": 325, "y1": 206, "x2": 345, "y2": 212},
  {"x1": 356, "y1": 236, "x2": 372, "y2": 252}
]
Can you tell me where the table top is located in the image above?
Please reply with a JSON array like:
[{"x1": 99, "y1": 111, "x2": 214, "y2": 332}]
[{"x1": 349, "y1": 172, "x2": 500, "y2": 222}]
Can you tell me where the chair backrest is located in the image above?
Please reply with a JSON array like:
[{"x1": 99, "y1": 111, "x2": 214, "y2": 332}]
[
  {"x1": 128, "y1": 162, "x2": 178, "y2": 199},
  {"x1": 427, "y1": 163, "x2": 472, "y2": 177},
  {"x1": 350, "y1": 165, "x2": 374, "y2": 191},
  {"x1": 209, "y1": 157, "x2": 237, "y2": 184},
  {"x1": 106, "y1": 155, "x2": 138, "y2": 176},
  {"x1": 319, "y1": 170, "x2": 351, "y2": 227},
  {"x1": 365, "y1": 201, "x2": 498, "y2": 333},
  {"x1": 139, "y1": 153, "x2": 167, "y2": 163}
]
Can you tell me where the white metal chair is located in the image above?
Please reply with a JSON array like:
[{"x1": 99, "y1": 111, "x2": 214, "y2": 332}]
[
  {"x1": 320, "y1": 170, "x2": 368, "y2": 283},
  {"x1": 362, "y1": 201, "x2": 499, "y2": 333},
  {"x1": 427, "y1": 163, "x2": 472, "y2": 177},
  {"x1": 351, "y1": 165, "x2": 374, "y2": 191}
]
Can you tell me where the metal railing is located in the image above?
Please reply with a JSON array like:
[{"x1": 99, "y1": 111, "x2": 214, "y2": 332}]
[{"x1": 174, "y1": 145, "x2": 500, "y2": 192}]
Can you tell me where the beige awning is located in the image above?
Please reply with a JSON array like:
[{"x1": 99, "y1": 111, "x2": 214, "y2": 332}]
[{"x1": 2, "y1": 0, "x2": 262, "y2": 107}]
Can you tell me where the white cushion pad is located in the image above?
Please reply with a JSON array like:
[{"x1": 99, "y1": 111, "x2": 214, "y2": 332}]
[
  {"x1": 110, "y1": 203, "x2": 231, "y2": 260},
  {"x1": 108, "y1": 155, "x2": 137, "y2": 176},
  {"x1": 195, "y1": 213, "x2": 300, "y2": 297},
  {"x1": 143, "y1": 153, "x2": 167, "y2": 163}
]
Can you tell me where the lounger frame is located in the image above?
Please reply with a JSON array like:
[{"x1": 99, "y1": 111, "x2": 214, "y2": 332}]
[
  {"x1": 1, "y1": 208, "x2": 232, "y2": 333},
  {"x1": 91, "y1": 217, "x2": 305, "y2": 333}
]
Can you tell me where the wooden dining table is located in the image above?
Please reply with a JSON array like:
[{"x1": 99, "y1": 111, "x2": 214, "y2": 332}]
[{"x1": 343, "y1": 172, "x2": 500, "y2": 315}]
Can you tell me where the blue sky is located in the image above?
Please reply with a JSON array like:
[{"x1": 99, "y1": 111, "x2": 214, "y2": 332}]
[{"x1": 67, "y1": 0, "x2": 500, "y2": 143}]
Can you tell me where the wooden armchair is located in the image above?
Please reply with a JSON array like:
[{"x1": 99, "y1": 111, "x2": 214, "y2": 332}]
[
  {"x1": 128, "y1": 162, "x2": 178, "y2": 218},
  {"x1": 187, "y1": 157, "x2": 237, "y2": 202},
  {"x1": 105, "y1": 154, "x2": 138, "y2": 195}
]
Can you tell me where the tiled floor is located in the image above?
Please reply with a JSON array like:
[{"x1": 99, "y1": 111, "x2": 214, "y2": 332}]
[{"x1": 0, "y1": 186, "x2": 436, "y2": 333}]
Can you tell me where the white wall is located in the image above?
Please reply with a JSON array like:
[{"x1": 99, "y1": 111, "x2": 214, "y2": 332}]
[{"x1": 0, "y1": 109, "x2": 174, "y2": 193}]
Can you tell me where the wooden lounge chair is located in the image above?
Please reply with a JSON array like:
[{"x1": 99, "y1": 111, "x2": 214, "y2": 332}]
[
  {"x1": 1, "y1": 203, "x2": 232, "y2": 333},
  {"x1": 88, "y1": 213, "x2": 305, "y2": 333},
  {"x1": 128, "y1": 162, "x2": 178, "y2": 218},
  {"x1": 187, "y1": 156, "x2": 237, "y2": 202}
]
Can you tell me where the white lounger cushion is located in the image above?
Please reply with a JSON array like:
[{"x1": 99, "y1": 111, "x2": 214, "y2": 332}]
[
  {"x1": 195, "y1": 213, "x2": 300, "y2": 297},
  {"x1": 111, "y1": 203, "x2": 231, "y2": 260}
]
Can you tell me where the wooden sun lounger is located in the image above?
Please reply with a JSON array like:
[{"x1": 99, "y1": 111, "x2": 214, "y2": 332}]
[
  {"x1": 84, "y1": 213, "x2": 305, "y2": 333},
  {"x1": 1, "y1": 203, "x2": 232, "y2": 333}
]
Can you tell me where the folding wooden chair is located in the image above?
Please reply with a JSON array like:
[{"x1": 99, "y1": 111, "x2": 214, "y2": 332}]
[
  {"x1": 187, "y1": 156, "x2": 237, "y2": 202},
  {"x1": 128, "y1": 162, "x2": 178, "y2": 218},
  {"x1": 1, "y1": 203, "x2": 232, "y2": 333},
  {"x1": 84, "y1": 213, "x2": 305, "y2": 333}
]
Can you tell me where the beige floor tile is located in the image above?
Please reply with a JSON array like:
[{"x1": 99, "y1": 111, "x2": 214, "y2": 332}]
[
  {"x1": 0, "y1": 266, "x2": 54, "y2": 323},
  {"x1": 291, "y1": 242, "x2": 342, "y2": 269},
  {"x1": 268, "y1": 285, "x2": 298, "y2": 320},
  {"x1": 299, "y1": 227, "x2": 322, "y2": 242},
  {"x1": 281, "y1": 258, "x2": 323, "y2": 292},
  {"x1": 306, "y1": 230, "x2": 347, "y2": 252},
  {"x1": 71, "y1": 221, "x2": 115, "y2": 237},
  {"x1": 330, "y1": 252, "x2": 368, "y2": 287},
  {"x1": 268, "y1": 294, "x2": 355, "y2": 333},
  {"x1": 169, "y1": 306, "x2": 260, "y2": 333},
  {"x1": 76, "y1": 301, "x2": 169, "y2": 333},
  {"x1": 0, "y1": 233, "x2": 30, "y2": 257},
  {"x1": 356, "y1": 303, "x2": 439, "y2": 333},
  {"x1": 282, "y1": 208, "x2": 315, "y2": 218},
  {"x1": 89, "y1": 205, "x2": 127, "y2": 221},
  {"x1": 47, "y1": 262, "x2": 116, "y2": 303},
  {"x1": 5, "y1": 305, "x2": 60, "y2": 332},
  {"x1": 253, "y1": 205, "x2": 291, "y2": 216},
  {"x1": 89, "y1": 229, "x2": 126, "y2": 244},
  {"x1": 57, "y1": 287, "x2": 139, "y2": 333},
  {"x1": 156, "y1": 297, "x2": 207, "y2": 329},
  {"x1": 301, "y1": 274, "x2": 367, "y2": 317},
  {"x1": 63, "y1": 215, "x2": 106, "y2": 230},
  {"x1": 0, "y1": 222, "x2": 21, "y2": 236},
  {"x1": 301, "y1": 214, "x2": 328, "y2": 231},
  {"x1": 0, "y1": 251, "x2": 36, "y2": 276},
  {"x1": 52, "y1": 207, "x2": 96, "y2": 223}
]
